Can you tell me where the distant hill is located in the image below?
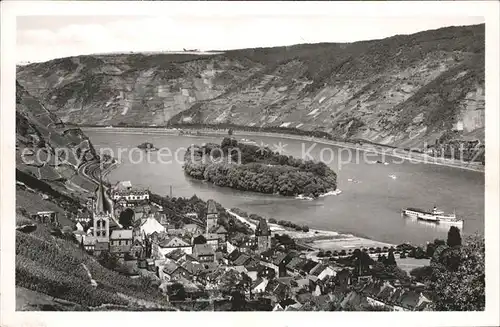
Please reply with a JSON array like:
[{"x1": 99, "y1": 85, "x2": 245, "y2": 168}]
[{"x1": 17, "y1": 24, "x2": 485, "y2": 148}]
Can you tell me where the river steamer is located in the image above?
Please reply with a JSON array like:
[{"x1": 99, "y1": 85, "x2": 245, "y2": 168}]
[{"x1": 402, "y1": 207, "x2": 463, "y2": 227}]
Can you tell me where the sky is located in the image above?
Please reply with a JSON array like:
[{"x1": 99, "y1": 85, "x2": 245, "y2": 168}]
[{"x1": 16, "y1": 16, "x2": 485, "y2": 63}]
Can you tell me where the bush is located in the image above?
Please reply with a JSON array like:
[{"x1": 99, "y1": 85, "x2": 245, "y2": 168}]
[{"x1": 183, "y1": 140, "x2": 337, "y2": 197}]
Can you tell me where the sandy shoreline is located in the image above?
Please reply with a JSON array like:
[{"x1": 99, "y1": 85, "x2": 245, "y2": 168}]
[
  {"x1": 82, "y1": 126, "x2": 484, "y2": 173},
  {"x1": 226, "y1": 209, "x2": 394, "y2": 251}
]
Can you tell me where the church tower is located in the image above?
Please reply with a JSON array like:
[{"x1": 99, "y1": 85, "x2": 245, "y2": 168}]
[
  {"x1": 206, "y1": 199, "x2": 218, "y2": 233},
  {"x1": 93, "y1": 175, "x2": 113, "y2": 243},
  {"x1": 255, "y1": 218, "x2": 271, "y2": 252}
]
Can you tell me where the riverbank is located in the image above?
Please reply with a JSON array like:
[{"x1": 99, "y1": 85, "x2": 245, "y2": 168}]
[
  {"x1": 81, "y1": 126, "x2": 484, "y2": 173},
  {"x1": 226, "y1": 209, "x2": 394, "y2": 252}
]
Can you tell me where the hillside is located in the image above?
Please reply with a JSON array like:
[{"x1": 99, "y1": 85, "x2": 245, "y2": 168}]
[
  {"x1": 17, "y1": 24, "x2": 485, "y2": 148},
  {"x1": 16, "y1": 81, "x2": 102, "y2": 218},
  {"x1": 15, "y1": 212, "x2": 172, "y2": 311}
]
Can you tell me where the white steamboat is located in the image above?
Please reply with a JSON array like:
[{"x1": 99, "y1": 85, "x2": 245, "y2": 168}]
[{"x1": 402, "y1": 206, "x2": 463, "y2": 227}]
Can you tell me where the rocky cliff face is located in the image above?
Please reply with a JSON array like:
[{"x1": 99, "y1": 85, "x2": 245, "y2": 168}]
[{"x1": 17, "y1": 24, "x2": 485, "y2": 148}]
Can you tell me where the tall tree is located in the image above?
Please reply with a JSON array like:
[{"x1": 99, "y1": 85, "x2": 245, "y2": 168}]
[
  {"x1": 119, "y1": 208, "x2": 134, "y2": 228},
  {"x1": 430, "y1": 235, "x2": 484, "y2": 310},
  {"x1": 447, "y1": 226, "x2": 462, "y2": 247},
  {"x1": 386, "y1": 249, "x2": 397, "y2": 266}
]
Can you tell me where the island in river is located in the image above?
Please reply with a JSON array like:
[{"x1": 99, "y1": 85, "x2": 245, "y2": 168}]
[
  {"x1": 137, "y1": 142, "x2": 158, "y2": 151},
  {"x1": 183, "y1": 137, "x2": 337, "y2": 198}
]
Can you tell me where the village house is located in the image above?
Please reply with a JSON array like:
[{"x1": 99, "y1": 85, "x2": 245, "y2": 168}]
[
  {"x1": 75, "y1": 211, "x2": 92, "y2": 224},
  {"x1": 139, "y1": 215, "x2": 166, "y2": 236},
  {"x1": 205, "y1": 233, "x2": 225, "y2": 250},
  {"x1": 285, "y1": 256, "x2": 308, "y2": 276},
  {"x1": 184, "y1": 212, "x2": 199, "y2": 220},
  {"x1": 152, "y1": 235, "x2": 193, "y2": 258},
  {"x1": 265, "y1": 279, "x2": 291, "y2": 303},
  {"x1": 192, "y1": 243, "x2": 216, "y2": 263},
  {"x1": 114, "y1": 198, "x2": 132, "y2": 211},
  {"x1": 212, "y1": 225, "x2": 228, "y2": 242},
  {"x1": 31, "y1": 211, "x2": 59, "y2": 226},
  {"x1": 246, "y1": 263, "x2": 276, "y2": 281},
  {"x1": 183, "y1": 223, "x2": 203, "y2": 236},
  {"x1": 113, "y1": 180, "x2": 133, "y2": 192},
  {"x1": 309, "y1": 264, "x2": 336, "y2": 281},
  {"x1": 232, "y1": 253, "x2": 253, "y2": 266},
  {"x1": 161, "y1": 262, "x2": 190, "y2": 281},
  {"x1": 82, "y1": 235, "x2": 97, "y2": 253},
  {"x1": 235, "y1": 237, "x2": 257, "y2": 253},
  {"x1": 250, "y1": 278, "x2": 269, "y2": 295},
  {"x1": 94, "y1": 241, "x2": 109, "y2": 256},
  {"x1": 273, "y1": 298, "x2": 302, "y2": 311},
  {"x1": 130, "y1": 239, "x2": 145, "y2": 258},
  {"x1": 109, "y1": 229, "x2": 133, "y2": 256},
  {"x1": 112, "y1": 184, "x2": 149, "y2": 202},
  {"x1": 75, "y1": 222, "x2": 84, "y2": 232},
  {"x1": 260, "y1": 249, "x2": 288, "y2": 276}
]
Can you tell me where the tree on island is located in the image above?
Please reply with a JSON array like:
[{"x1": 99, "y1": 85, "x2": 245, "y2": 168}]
[
  {"x1": 447, "y1": 226, "x2": 462, "y2": 247},
  {"x1": 228, "y1": 128, "x2": 233, "y2": 136},
  {"x1": 119, "y1": 208, "x2": 134, "y2": 228}
]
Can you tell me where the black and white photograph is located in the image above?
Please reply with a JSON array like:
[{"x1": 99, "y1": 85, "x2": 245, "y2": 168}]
[{"x1": 1, "y1": 1, "x2": 499, "y2": 325}]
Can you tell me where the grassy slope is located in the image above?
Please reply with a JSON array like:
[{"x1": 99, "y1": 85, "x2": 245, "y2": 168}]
[{"x1": 15, "y1": 215, "x2": 169, "y2": 310}]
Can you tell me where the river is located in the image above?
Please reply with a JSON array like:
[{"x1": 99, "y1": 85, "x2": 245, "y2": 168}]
[{"x1": 85, "y1": 130, "x2": 484, "y2": 246}]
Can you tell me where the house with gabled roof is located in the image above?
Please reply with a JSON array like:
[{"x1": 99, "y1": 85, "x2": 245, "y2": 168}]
[
  {"x1": 165, "y1": 248, "x2": 187, "y2": 262},
  {"x1": 205, "y1": 233, "x2": 223, "y2": 250},
  {"x1": 233, "y1": 253, "x2": 252, "y2": 266},
  {"x1": 184, "y1": 223, "x2": 203, "y2": 236},
  {"x1": 227, "y1": 249, "x2": 241, "y2": 262},
  {"x1": 246, "y1": 263, "x2": 275, "y2": 281},
  {"x1": 82, "y1": 235, "x2": 97, "y2": 253},
  {"x1": 286, "y1": 257, "x2": 307, "y2": 276},
  {"x1": 139, "y1": 216, "x2": 165, "y2": 236},
  {"x1": 109, "y1": 229, "x2": 133, "y2": 256},
  {"x1": 209, "y1": 225, "x2": 228, "y2": 242},
  {"x1": 273, "y1": 298, "x2": 301, "y2": 311},
  {"x1": 94, "y1": 241, "x2": 109, "y2": 256},
  {"x1": 250, "y1": 278, "x2": 268, "y2": 294},
  {"x1": 309, "y1": 264, "x2": 336, "y2": 281},
  {"x1": 260, "y1": 250, "x2": 287, "y2": 276},
  {"x1": 153, "y1": 234, "x2": 192, "y2": 258},
  {"x1": 265, "y1": 279, "x2": 291, "y2": 302},
  {"x1": 161, "y1": 261, "x2": 190, "y2": 281},
  {"x1": 192, "y1": 243, "x2": 216, "y2": 263}
]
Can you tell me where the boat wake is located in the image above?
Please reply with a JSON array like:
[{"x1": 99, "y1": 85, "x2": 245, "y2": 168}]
[
  {"x1": 295, "y1": 189, "x2": 342, "y2": 200},
  {"x1": 318, "y1": 189, "x2": 342, "y2": 197}
]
